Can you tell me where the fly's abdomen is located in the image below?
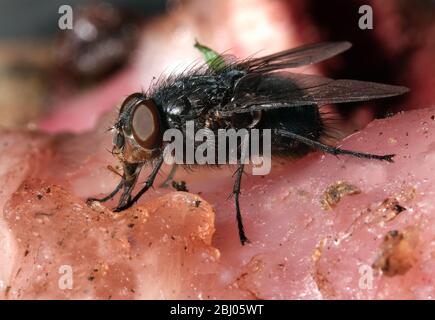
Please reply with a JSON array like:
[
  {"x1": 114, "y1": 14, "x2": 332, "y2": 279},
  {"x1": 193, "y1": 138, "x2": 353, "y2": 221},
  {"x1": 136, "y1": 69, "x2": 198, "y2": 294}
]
[{"x1": 260, "y1": 106, "x2": 324, "y2": 158}]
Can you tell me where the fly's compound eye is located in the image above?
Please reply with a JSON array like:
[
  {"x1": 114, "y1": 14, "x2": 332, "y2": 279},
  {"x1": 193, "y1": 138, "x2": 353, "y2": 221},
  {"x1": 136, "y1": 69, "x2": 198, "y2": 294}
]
[
  {"x1": 131, "y1": 99, "x2": 161, "y2": 150},
  {"x1": 119, "y1": 92, "x2": 145, "y2": 116}
]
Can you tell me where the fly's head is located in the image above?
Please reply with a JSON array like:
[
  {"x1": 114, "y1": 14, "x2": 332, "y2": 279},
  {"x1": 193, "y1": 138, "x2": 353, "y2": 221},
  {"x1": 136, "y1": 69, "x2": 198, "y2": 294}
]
[{"x1": 111, "y1": 92, "x2": 163, "y2": 165}]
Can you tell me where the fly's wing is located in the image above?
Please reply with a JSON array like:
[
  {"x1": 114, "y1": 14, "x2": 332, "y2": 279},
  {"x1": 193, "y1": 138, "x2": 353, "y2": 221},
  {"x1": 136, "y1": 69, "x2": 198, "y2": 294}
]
[
  {"x1": 220, "y1": 72, "x2": 409, "y2": 116},
  {"x1": 240, "y1": 42, "x2": 352, "y2": 73}
]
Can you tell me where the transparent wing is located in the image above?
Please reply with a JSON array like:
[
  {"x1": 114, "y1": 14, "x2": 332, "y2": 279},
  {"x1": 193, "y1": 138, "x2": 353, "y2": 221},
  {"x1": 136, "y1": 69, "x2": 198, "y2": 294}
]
[
  {"x1": 240, "y1": 42, "x2": 352, "y2": 72},
  {"x1": 221, "y1": 72, "x2": 408, "y2": 115}
]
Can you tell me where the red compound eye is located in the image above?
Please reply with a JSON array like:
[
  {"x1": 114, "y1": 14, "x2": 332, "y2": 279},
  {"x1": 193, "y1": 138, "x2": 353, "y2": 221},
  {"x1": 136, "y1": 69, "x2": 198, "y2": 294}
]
[{"x1": 131, "y1": 99, "x2": 161, "y2": 150}]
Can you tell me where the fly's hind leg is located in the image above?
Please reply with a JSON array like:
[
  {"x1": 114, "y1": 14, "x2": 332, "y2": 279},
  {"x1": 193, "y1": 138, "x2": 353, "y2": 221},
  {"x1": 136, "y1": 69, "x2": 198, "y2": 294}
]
[
  {"x1": 233, "y1": 163, "x2": 249, "y2": 245},
  {"x1": 275, "y1": 129, "x2": 395, "y2": 162}
]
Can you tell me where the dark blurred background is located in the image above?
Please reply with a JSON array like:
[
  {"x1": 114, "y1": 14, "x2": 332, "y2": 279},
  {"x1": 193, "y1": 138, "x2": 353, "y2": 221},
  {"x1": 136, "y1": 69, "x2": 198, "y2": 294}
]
[
  {"x1": 0, "y1": 0, "x2": 166, "y2": 39},
  {"x1": 0, "y1": 0, "x2": 433, "y2": 132}
]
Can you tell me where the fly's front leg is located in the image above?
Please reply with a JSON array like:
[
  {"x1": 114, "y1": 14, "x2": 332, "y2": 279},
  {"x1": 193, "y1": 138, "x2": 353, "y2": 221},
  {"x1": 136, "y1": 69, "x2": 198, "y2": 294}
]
[
  {"x1": 159, "y1": 164, "x2": 178, "y2": 188},
  {"x1": 86, "y1": 163, "x2": 141, "y2": 209},
  {"x1": 233, "y1": 163, "x2": 249, "y2": 245},
  {"x1": 114, "y1": 163, "x2": 142, "y2": 210},
  {"x1": 86, "y1": 179, "x2": 124, "y2": 204},
  {"x1": 114, "y1": 155, "x2": 165, "y2": 212}
]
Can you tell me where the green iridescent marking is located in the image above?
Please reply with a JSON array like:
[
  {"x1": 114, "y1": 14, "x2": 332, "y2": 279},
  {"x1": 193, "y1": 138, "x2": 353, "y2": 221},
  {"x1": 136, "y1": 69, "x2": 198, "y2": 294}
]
[{"x1": 194, "y1": 40, "x2": 226, "y2": 72}]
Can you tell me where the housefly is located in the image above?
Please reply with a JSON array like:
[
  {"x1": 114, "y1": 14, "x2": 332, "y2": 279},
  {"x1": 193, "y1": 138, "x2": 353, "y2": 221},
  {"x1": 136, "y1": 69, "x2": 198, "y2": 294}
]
[{"x1": 87, "y1": 41, "x2": 408, "y2": 245}]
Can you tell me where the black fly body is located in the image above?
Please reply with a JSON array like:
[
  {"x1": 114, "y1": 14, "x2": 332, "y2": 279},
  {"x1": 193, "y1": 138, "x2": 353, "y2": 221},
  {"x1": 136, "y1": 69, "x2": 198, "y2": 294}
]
[{"x1": 87, "y1": 42, "x2": 408, "y2": 245}]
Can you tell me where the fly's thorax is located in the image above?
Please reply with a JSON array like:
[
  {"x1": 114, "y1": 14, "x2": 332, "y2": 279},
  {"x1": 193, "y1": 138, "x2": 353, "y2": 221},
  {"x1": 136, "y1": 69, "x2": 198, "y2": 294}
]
[{"x1": 153, "y1": 69, "x2": 246, "y2": 127}]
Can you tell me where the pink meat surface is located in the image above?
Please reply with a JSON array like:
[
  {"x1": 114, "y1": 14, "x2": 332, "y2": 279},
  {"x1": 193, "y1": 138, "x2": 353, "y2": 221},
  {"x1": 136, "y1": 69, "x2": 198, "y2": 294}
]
[{"x1": 2, "y1": 106, "x2": 435, "y2": 299}]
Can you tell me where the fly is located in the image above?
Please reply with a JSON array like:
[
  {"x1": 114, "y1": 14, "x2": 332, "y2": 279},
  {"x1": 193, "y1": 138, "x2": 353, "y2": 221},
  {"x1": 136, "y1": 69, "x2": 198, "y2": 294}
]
[{"x1": 87, "y1": 41, "x2": 409, "y2": 245}]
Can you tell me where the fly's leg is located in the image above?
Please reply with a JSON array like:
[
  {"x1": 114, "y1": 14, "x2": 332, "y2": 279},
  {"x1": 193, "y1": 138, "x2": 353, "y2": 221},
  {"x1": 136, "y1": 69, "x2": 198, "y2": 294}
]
[
  {"x1": 86, "y1": 179, "x2": 124, "y2": 204},
  {"x1": 233, "y1": 163, "x2": 249, "y2": 245},
  {"x1": 114, "y1": 155, "x2": 165, "y2": 212},
  {"x1": 275, "y1": 129, "x2": 395, "y2": 162},
  {"x1": 87, "y1": 163, "x2": 141, "y2": 209},
  {"x1": 116, "y1": 177, "x2": 138, "y2": 208},
  {"x1": 159, "y1": 164, "x2": 178, "y2": 188}
]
